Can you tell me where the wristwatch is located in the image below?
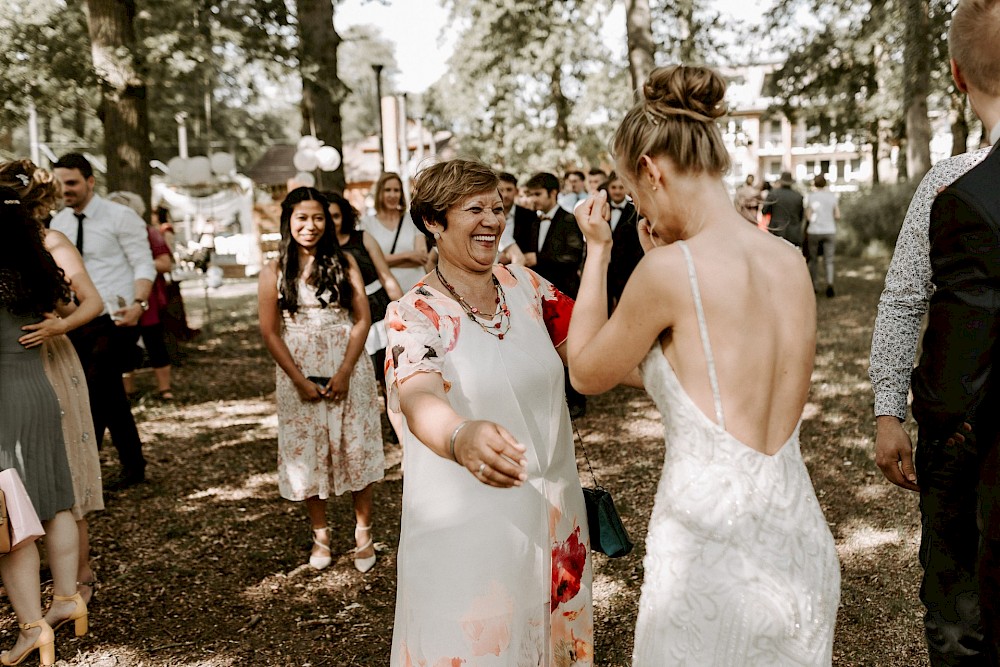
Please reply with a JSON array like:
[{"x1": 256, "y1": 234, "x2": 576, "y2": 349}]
[{"x1": 134, "y1": 299, "x2": 149, "y2": 312}]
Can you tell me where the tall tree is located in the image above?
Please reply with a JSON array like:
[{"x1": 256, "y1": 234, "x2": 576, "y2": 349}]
[
  {"x1": 626, "y1": 0, "x2": 656, "y2": 94},
  {"x1": 295, "y1": 0, "x2": 346, "y2": 191},
  {"x1": 903, "y1": 0, "x2": 932, "y2": 178},
  {"x1": 84, "y1": 0, "x2": 152, "y2": 207}
]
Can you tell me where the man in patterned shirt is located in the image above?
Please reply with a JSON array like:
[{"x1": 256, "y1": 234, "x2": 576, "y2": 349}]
[{"x1": 870, "y1": 1, "x2": 1000, "y2": 662}]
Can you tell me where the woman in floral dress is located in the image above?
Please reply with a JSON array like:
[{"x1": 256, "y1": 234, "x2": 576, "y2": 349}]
[
  {"x1": 258, "y1": 187, "x2": 384, "y2": 573},
  {"x1": 386, "y1": 160, "x2": 593, "y2": 666}
]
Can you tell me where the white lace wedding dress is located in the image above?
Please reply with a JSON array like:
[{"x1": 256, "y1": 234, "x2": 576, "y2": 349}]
[{"x1": 632, "y1": 241, "x2": 840, "y2": 666}]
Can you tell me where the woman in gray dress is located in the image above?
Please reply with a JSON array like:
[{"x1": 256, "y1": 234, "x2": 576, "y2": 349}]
[{"x1": 0, "y1": 187, "x2": 86, "y2": 666}]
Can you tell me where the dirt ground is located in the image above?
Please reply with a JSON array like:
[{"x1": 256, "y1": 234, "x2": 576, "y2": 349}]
[{"x1": 3, "y1": 256, "x2": 929, "y2": 666}]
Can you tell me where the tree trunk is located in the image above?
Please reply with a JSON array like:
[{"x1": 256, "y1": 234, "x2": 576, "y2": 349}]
[
  {"x1": 550, "y1": 62, "x2": 570, "y2": 149},
  {"x1": 949, "y1": 89, "x2": 969, "y2": 156},
  {"x1": 903, "y1": 0, "x2": 932, "y2": 179},
  {"x1": 83, "y1": 0, "x2": 152, "y2": 210},
  {"x1": 296, "y1": 0, "x2": 346, "y2": 192},
  {"x1": 625, "y1": 0, "x2": 656, "y2": 96},
  {"x1": 677, "y1": 0, "x2": 697, "y2": 63}
]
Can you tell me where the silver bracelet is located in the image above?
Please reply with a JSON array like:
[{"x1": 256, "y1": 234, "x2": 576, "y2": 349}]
[{"x1": 449, "y1": 420, "x2": 471, "y2": 463}]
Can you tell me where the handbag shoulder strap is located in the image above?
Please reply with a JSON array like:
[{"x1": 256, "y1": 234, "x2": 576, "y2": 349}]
[
  {"x1": 572, "y1": 419, "x2": 601, "y2": 488},
  {"x1": 389, "y1": 213, "x2": 405, "y2": 254}
]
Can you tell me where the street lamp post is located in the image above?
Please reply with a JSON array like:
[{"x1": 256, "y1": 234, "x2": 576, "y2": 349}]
[{"x1": 372, "y1": 64, "x2": 385, "y2": 173}]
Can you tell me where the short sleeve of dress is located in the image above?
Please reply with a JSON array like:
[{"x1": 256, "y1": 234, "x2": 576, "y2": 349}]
[
  {"x1": 384, "y1": 292, "x2": 451, "y2": 412},
  {"x1": 521, "y1": 267, "x2": 574, "y2": 348}
]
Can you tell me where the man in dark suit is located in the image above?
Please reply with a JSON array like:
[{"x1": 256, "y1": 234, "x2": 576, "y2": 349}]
[
  {"x1": 602, "y1": 172, "x2": 644, "y2": 312},
  {"x1": 523, "y1": 171, "x2": 587, "y2": 417},
  {"x1": 910, "y1": 1, "x2": 1000, "y2": 662},
  {"x1": 762, "y1": 171, "x2": 805, "y2": 247},
  {"x1": 523, "y1": 172, "x2": 585, "y2": 298},
  {"x1": 497, "y1": 171, "x2": 532, "y2": 265}
]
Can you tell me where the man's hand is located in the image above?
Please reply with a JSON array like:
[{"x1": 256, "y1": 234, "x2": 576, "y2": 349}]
[
  {"x1": 115, "y1": 303, "x2": 144, "y2": 327},
  {"x1": 874, "y1": 416, "x2": 919, "y2": 492}
]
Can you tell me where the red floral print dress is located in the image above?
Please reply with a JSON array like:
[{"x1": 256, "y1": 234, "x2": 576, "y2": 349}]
[{"x1": 386, "y1": 264, "x2": 593, "y2": 666}]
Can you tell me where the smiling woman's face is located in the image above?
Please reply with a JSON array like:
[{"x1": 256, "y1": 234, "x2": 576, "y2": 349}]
[
  {"x1": 290, "y1": 200, "x2": 327, "y2": 250},
  {"x1": 435, "y1": 190, "x2": 506, "y2": 272}
]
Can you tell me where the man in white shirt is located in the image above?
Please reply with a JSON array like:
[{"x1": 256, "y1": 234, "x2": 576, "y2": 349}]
[
  {"x1": 52, "y1": 153, "x2": 153, "y2": 489},
  {"x1": 557, "y1": 170, "x2": 586, "y2": 212}
]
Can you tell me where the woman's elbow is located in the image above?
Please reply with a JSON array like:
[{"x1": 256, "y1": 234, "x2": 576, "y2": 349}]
[{"x1": 568, "y1": 367, "x2": 611, "y2": 395}]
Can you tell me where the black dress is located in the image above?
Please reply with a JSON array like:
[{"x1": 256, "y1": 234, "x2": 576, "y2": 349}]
[{"x1": 341, "y1": 231, "x2": 392, "y2": 382}]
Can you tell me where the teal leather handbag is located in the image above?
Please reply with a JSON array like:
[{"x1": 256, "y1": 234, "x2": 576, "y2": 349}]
[{"x1": 574, "y1": 423, "x2": 634, "y2": 558}]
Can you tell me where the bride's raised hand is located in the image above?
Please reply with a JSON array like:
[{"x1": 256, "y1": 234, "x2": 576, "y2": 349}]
[{"x1": 574, "y1": 191, "x2": 612, "y2": 247}]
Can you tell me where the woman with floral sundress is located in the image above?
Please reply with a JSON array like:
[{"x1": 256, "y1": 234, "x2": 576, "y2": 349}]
[
  {"x1": 386, "y1": 160, "x2": 593, "y2": 666},
  {"x1": 258, "y1": 187, "x2": 384, "y2": 573}
]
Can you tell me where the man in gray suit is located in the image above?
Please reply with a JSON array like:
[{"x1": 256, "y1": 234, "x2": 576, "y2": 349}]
[{"x1": 762, "y1": 171, "x2": 806, "y2": 247}]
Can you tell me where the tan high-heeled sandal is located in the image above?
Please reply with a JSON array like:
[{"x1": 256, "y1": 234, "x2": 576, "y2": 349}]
[
  {"x1": 309, "y1": 527, "x2": 333, "y2": 570},
  {"x1": 44, "y1": 591, "x2": 88, "y2": 637},
  {"x1": 354, "y1": 525, "x2": 376, "y2": 573},
  {"x1": 0, "y1": 619, "x2": 55, "y2": 666}
]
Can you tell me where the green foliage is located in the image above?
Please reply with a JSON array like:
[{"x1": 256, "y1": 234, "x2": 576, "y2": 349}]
[
  {"x1": 837, "y1": 181, "x2": 919, "y2": 257},
  {"x1": 339, "y1": 25, "x2": 399, "y2": 142},
  {"x1": 430, "y1": 0, "x2": 625, "y2": 176}
]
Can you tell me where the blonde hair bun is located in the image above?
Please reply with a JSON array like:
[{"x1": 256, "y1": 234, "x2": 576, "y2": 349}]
[{"x1": 642, "y1": 65, "x2": 727, "y2": 124}]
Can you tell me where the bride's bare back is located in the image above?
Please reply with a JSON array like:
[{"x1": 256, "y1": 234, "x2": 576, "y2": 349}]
[{"x1": 659, "y1": 221, "x2": 815, "y2": 455}]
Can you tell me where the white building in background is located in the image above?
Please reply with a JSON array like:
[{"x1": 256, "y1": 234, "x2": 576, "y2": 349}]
[{"x1": 719, "y1": 63, "x2": 874, "y2": 191}]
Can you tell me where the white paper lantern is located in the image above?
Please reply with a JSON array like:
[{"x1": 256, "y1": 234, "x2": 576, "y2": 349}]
[
  {"x1": 315, "y1": 146, "x2": 341, "y2": 172},
  {"x1": 166, "y1": 156, "x2": 189, "y2": 185},
  {"x1": 187, "y1": 156, "x2": 213, "y2": 184},
  {"x1": 293, "y1": 149, "x2": 318, "y2": 172},
  {"x1": 292, "y1": 171, "x2": 316, "y2": 188},
  {"x1": 297, "y1": 135, "x2": 322, "y2": 152},
  {"x1": 210, "y1": 152, "x2": 236, "y2": 176}
]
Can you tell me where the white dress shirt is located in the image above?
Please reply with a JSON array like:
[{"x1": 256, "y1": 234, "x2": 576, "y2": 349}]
[
  {"x1": 537, "y1": 204, "x2": 561, "y2": 249},
  {"x1": 50, "y1": 194, "x2": 156, "y2": 309},
  {"x1": 609, "y1": 201, "x2": 628, "y2": 232},
  {"x1": 500, "y1": 205, "x2": 519, "y2": 252}
]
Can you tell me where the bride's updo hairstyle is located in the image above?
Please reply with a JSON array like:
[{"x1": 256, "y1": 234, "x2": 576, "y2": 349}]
[{"x1": 612, "y1": 65, "x2": 730, "y2": 186}]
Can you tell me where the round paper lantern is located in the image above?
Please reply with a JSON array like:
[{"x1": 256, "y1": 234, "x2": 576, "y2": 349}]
[
  {"x1": 166, "y1": 156, "x2": 190, "y2": 185},
  {"x1": 297, "y1": 135, "x2": 322, "y2": 152},
  {"x1": 187, "y1": 156, "x2": 213, "y2": 184},
  {"x1": 316, "y1": 146, "x2": 341, "y2": 172},
  {"x1": 210, "y1": 152, "x2": 236, "y2": 176},
  {"x1": 293, "y1": 149, "x2": 318, "y2": 172},
  {"x1": 292, "y1": 171, "x2": 316, "y2": 188}
]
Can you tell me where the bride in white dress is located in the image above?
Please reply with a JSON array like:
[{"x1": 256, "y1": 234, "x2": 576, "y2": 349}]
[{"x1": 567, "y1": 64, "x2": 840, "y2": 665}]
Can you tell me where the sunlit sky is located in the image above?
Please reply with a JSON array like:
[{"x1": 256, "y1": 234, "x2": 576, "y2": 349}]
[{"x1": 335, "y1": 0, "x2": 765, "y2": 93}]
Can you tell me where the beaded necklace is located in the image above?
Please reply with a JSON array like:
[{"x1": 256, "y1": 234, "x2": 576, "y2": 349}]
[{"x1": 434, "y1": 267, "x2": 511, "y2": 340}]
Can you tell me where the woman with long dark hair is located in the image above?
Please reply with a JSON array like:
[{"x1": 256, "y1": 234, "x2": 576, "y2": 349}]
[
  {"x1": 0, "y1": 186, "x2": 86, "y2": 665},
  {"x1": 258, "y1": 187, "x2": 384, "y2": 573},
  {"x1": 0, "y1": 159, "x2": 104, "y2": 606}
]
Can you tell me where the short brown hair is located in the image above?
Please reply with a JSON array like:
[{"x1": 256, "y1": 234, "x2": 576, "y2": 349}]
[
  {"x1": 0, "y1": 159, "x2": 61, "y2": 224},
  {"x1": 373, "y1": 172, "x2": 406, "y2": 216},
  {"x1": 409, "y1": 159, "x2": 499, "y2": 238},
  {"x1": 949, "y1": 0, "x2": 1000, "y2": 96},
  {"x1": 612, "y1": 65, "x2": 730, "y2": 188}
]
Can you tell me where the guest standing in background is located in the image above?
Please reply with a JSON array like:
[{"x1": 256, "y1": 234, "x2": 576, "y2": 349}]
[
  {"x1": 258, "y1": 187, "x2": 384, "y2": 573},
  {"x1": 1, "y1": 187, "x2": 88, "y2": 666},
  {"x1": 0, "y1": 160, "x2": 105, "y2": 605},
  {"x1": 50, "y1": 153, "x2": 152, "y2": 490},
  {"x1": 360, "y1": 173, "x2": 428, "y2": 292},
  {"x1": 106, "y1": 192, "x2": 176, "y2": 401},
  {"x1": 804, "y1": 174, "x2": 840, "y2": 297}
]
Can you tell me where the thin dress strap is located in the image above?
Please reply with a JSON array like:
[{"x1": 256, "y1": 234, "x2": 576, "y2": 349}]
[{"x1": 676, "y1": 240, "x2": 725, "y2": 428}]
